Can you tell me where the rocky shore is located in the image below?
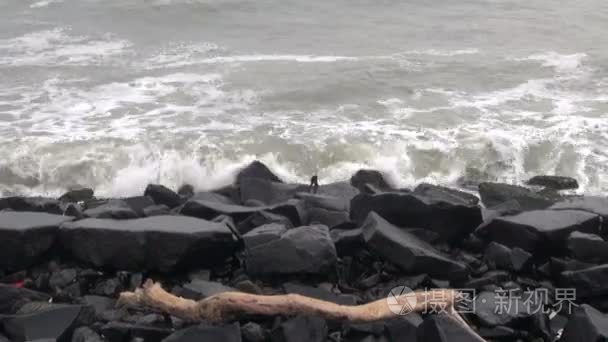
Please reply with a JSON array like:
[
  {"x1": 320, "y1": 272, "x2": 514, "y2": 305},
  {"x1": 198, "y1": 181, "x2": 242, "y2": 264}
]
[{"x1": 0, "y1": 161, "x2": 607, "y2": 342}]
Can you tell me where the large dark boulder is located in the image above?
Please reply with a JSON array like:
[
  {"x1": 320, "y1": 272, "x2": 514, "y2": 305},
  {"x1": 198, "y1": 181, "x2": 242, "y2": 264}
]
[
  {"x1": 0, "y1": 196, "x2": 62, "y2": 214},
  {"x1": 350, "y1": 169, "x2": 392, "y2": 192},
  {"x1": 478, "y1": 182, "x2": 555, "y2": 210},
  {"x1": 551, "y1": 197, "x2": 608, "y2": 232},
  {"x1": 0, "y1": 211, "x2": 74, "y2": 272},
  {"x1": 361, "y1": 212, "x2": 468, "y2": 281},
  {"x1": 162, "y1": 323, "x2": 241, "y2": 342},
  {"x1": 414, "y1": 183, "x2": 479, "y2": 206},
  {"x1": 473, "y1": 291, "x2": 539, "y2": 327},
  {"x1": 59, "y1": 215, "x2": 236, "y2": 272},
  {"x1": 416, "y1": 314, "x2": 481, "y2": 342},
  {"x1": 527, "y1": 175, "x2": 579, "y2": 190},
  {"x1": 245, "y1": 225, "x2": 337, "y2": 276},
  {"x1": 483, "y1": 242, "x2": 532, "y2": 272},
  {"x1": 0, "y1": 285, "x2": 50, "y2": 314},
  {"x1": 144, "y1": 184, "x2": 183, "y2": 208},
  {"x1": 239, "y1": 178, "x2": 306, "y2": 205},
  {"x1": 236, "y1": 161, "x2": 282, "y2": 184},
  {"x1": 243, "y1": 223, "x2": 287, "y2": 248},
  {"x1": 560, "y1": 264, "x2": 608, "y2": 298},
  {"x1": 180, "y1": 198, "x2": 304, "y2": 227},
  {"x1": 560, "y1": 304, "x2": 608, "y2": 342},
  {"x1": 83, "y1": 199, "x2": 138, "y2": 219},
  {"x1": 236, "y1": 211, "x2": 293, "y2": 234},
  {"x1": 351, "y1": 191, "x2": 482, "y2": 242},
  {"x1": 59, "y1": 188, "x2": 94, "y2": 203},
  {"x1": 567, "y1": 231, "x2": 608, "y2": 263},
  {"x1": 476, "y1": 209, "x2": 601, "y2": 254},
  {"x1": 297, "y1": 193, "x2": 350, "y2": 227}
]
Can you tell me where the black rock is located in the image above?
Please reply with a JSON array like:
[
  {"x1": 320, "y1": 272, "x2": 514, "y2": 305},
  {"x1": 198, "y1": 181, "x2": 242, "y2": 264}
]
[
  {"x1": 527, "y1": 175, "x2": 579, "y2": 190},
  {"x1": 239, "y1": 178, "x2": 306, "y2": 205},
  {"x1": 59, "y1": 188, "x2": 95, "y2": 203},
  {"x1": 162, "y1": 323, "x2": 241, "y2": 342},
  {"x1": 237, "y1": 161, "x2": 282, "y2": 184},
  {"x1": 0, "y1": 285, "x2": 50, "y2": 314},
  {"x1": 0, "y1": 196, "x2": 62, "y2": 214},
  {"x1": 549, "y1": 257, "x2": 597, "y2": 279},
  {"x1": 351, "y1": 191, "x2": 482, "y2": 242},
  {"x1": 49, "y1": 269, "x2": 78, "y2": 289},
  {"x1": 283, "y1": 283, "x2": 356, "y2": 305},
  {"x1": 551, "y1": 197, "x2": 608, "y2": 231},
  {"x1": 478, "y1": 326, "x2": 517, "y2": 340},
  {"x1": 245, "y1": 225, "x2": 337, "y2": 276},
  {"x1": 560, "y1": 264, "x2": 608, "y2": 298},
  {"x1": 350, "y1": 169, "x2": 392, "y2": 192},
  {"x1": 177, "y1": 184, "x2": 195, "y2": 198},
  {"x1": 83, "y1": 199, "x2": 138, "y2": 219},
  {"x1": 560, "y1": 304, "x2": 608, "y2": 342},
  {"x1": 481, "y1": 200, "x2": 523, "y2": 221},
  {"x1": 143, "y1": 204, "x2": 171, "y2": 217},
  {"x1": 478, "y1": 182, "x2": 555, "y2": 210},
  {"x1": 145, "y1": 184, "x2": 183, "y2": 209},
  {"x1": 91, "y1": 278, "x2": 122, "y2": 297},
  {"x1": 243, "y1": 223, "x2": 287, "y2": 248},
  {"x1": 567, "y1": 231, "x2": 608, "y2": 263},
  {"x1": 297, "y1": 192, "x2": 351, "y2": 228},
  {"x1": 2, "y1": 304, "x2": 90, "y2": 342},
  {"x1": 178, "y1": 280, "x2": 236, "y2": 300},
  {"x1": 81, "y1": 295, "x2": 116, "y2": 322},
  {"x1": 270, "y1": 315, "x2": 327, "y2": 342},
  {"x1": 385, "y1": 314, "x2": 423, "y2": 341},
  {"x1": 101, "y1": 322, "x2": 171, "y2": 342},
  {"x1": 59, "y1": 215, "x2": 237, "y2": 272},
  {"x1": 122, "y1": 196, "x2": 156, "y2": 216},
  {"x1": 63, "y1": 203, "x2": 85, "y2": 219},
  {"x1": 71, "y1": 326, "x2": 103, "y2": 342},
  {"x1": 361, "y1": 212, "x2": 469, "y2": 281},
  {"x1": 483, "y1": 242, "x2": 532, "y2": 272},
  {"x1": 236, "y1": 210, "x2": 293, "y2": 234},
  {"x1": 414, "y1": 183, "x2": 479, "y2": 206},
  {"x1": 416, "y1": 314, "x2": 481, "y2": 342},
  {"x1": 473, "y1": 291, "x2": 538, "y2": 327},
  {"x1": 241, "y1": 322, "x2": 266, "y2": 342},
  {"x1": 331, "y1": 228, "x2": 364, "y2": 257},
  {"x1": 0, "y1": 211, "x2": 74, "y2": 272},
  {"x1": 475, "y1": 209, "x2": 600, "y2": 254},
  {"x1": 463, "y1": 271, "x2": 511, "y2": 290}
]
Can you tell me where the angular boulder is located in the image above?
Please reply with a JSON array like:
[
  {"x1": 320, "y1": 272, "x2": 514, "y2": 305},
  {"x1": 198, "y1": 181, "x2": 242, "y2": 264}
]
[
  {"x1": 567, "y1": 231, "x2": 608, "y2": 263},
  {"x1": 270, "y1": 315, "x2": 327, "y2": 342},
  {"x1": 245, "y1": 225, "x2": 337, "y2": 276},
  {"x1": 476, "y1": 209, "x2": 600, "y2": 254},
  {"x1": 239, "y1": 178, "x2": 306, "y2": 205},
  {"x1": 560, "y1": 264, "x2": 608, "y2": 298},
  {"x1": 0, "y1": 196, "x2": 62, "y2": 214},
  {"x1": 483, "y1": 242, "x2": 532, "y2": 272},
  {"x1": 236, "y1": 161, "x2": 282, "y2": 184},
  {"x1": 0, "y1": 211, "x2": 74, "y2": 272},
  {"x1": 177, "y1": 280, "x2": 236, "y2": 300},
  {"x1": 351, "y1": 191, "x2": 482, "y2": 242},
  {"x1": 101, "y1": 322, "x2": 171, "y2": 342},
  {"x1": 59, "y1": 187, "x2": 94, "y2": 203},
  {"x1": 59, "y1": 215, "x2": 236, "y2": 272},
  {"x1": 350, "y1": 169, "x2": 392, "y2": 192},
  {"x1": 478, "y1": 182, "x2": 555, "y2": 210},
  {"x1": 560, "y1": 304, "x2": 608, "y2": 342},
  {"x1": 527, "y1": 175, "x2": 579, "y2": 190},
  {"x1": 414, "y1": 183, "x2": 479, "y2": 206},
  {"x1": 83, "y1": 199, "x2": 138, "y2": 219},
  {"x1": 551, "y1": 197, "x2": 608, "y2": 231},
  {"x1": 144, "y1": 184, "x2": 183, "y2": 208},
  {"x1": 2, "y1": 304, "x2": 90, "y2": 342},
  {"x1": 0, "y1": 285, "x2": 50, "y2": 314},
  {"x1": 236, "y1": 210, "x2": 293, "y2": 234},
  {"x1": 361, "y1": 212, "x2": 469, "y2": 281},
  {"x1": 243, "y1": 223, "x2": 287, "y2": 248},
  {"x1": 162, "y1": 323, "x2": 242, "y2": 342},
  {"x1": 297, "y1": 192, "x2": 351, "y2": 227}
]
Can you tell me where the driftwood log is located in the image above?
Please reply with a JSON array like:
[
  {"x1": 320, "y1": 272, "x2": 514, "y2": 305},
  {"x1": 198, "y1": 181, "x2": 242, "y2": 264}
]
[{"x1": 118, "y1": 280, "x2": 486, "y2": 341}]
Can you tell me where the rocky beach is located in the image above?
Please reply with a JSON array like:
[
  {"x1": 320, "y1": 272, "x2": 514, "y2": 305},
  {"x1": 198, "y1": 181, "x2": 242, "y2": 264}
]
[{"x1": 0, "y1": 160, "x2": 607, "y2": 341}]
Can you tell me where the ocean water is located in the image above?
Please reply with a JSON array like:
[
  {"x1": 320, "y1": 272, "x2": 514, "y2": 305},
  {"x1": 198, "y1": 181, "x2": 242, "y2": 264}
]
[{"x1": 1, "y1": 0, "x2": 607, "y2": 197}]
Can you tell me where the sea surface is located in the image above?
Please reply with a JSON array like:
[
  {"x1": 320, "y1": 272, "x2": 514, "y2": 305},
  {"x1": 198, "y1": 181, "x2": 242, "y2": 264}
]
[{"x1": 1, "y1": 0, "x2": 607, "y2": 197}]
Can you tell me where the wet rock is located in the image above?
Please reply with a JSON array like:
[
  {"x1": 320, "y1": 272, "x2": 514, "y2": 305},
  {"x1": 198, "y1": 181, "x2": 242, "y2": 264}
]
[
  {"x1": 350, "y1": 169, "x2": 392, "y2": 192},
  {"x1": 49, "y1": 269, "x2": 78, "y2": 289},
  {"x1": 551, "y1": 196, "x2": 608, "y2": 231},
  {"x1": 283, "y1": 283, "x2": 356, "y2": 305},
  {"x1": 478, "y1": 182, "x2": 555, "y2": 210},
  {"x1": 143, "y1": 204, "x2": 171, "y2": 217},
  {"x1": 0, "y1": 196, "x2": 62, "y2": 214},
  {"x1": 481, "y1": 200, "x2": 523, "y2": 221},
  {"x1": 2, "y1": 304, "x2": 91, "y2": 342},
  {"x1": 178, "y1": 280, "x2": 236, "y2": 300},
  {"x1": 361, "y1": 212, "x2": 468, "y2": 281},
  {"x1": 483, "y1": 242, "x2": 532, "y2": 272},
  {"x1": 237, "y1": 161, "x2": 282, "y2": 184},
  {"x1": 245, "y1": 225, "x2": 337, "y2": 276},
  {"x1": 0, "y1": 285, "x2": 50, "y2": 314},
  {"x1": 297, "y1": 192, "x2": 351, "y2": 227},
  {"x1": 331, "y1": 228, "x2": 364, "y2": 256},
  {"x1": 236, "y1": 210, "x2": 293, "y2": 234},
  {"x1": 527, "y1": 175, "x2": 579, "y2": 190},
  {"x1": 351, "y1": 191, "x2": 482, "y2": 242},
  {"x1": 243, "y1": 223, "x2": 287, "y2": 248},
  {"x1": 271, "y1": 315, "x2": 327, "y2": 342},
  {"x1": 59, "y1": 215, "x2": 236, "y2": 272},
  {"x1": 59, "y1": 188, "x2": 94, "y2": 203},
  {"x1": 476, "y1": 209, "x2": 600, "y2": 254},
  {"x1": 162, "y1": 323, "x2": 242, "y2": 342},
  {"x1": 0, "y1": 211, "x2": 74, "y2": 272},
  {"x1": 177, "y1": 184, "x2": 195, "y2": 198},
  {"x1": 560, "y1": 304, "x2": 608, "y2": 342},
  {"x1": 71, "y1": 326, "x2": 103, "y2": 342},
  {"x1": 239, "y1": 178, "x2": 306, "y2": 205},
  {"x1": 416, "y1": 314, "x2": 481, "y2": 342},
  {"x1": 101, "y1": 322, "x2": 171, "y2": 342},
  {"x1": 145, "y1": 184, "x2": 183, "y2": 209},
  {"x1": 473, "y1": 291, "x2": 538, "y2": 327},
  {"x1": 241, "y1": 322, "x2": 266, "y2": 342},
  {"x1": 84, "y1": 199, "x2": 138, "y2": 219},
  {"x1": 122, "y1": 196, "x2": 156, "y2": 216},
  {"x1": 567, "y1": 231, "x2": 608, "y2": 262},
  {"x1": 414, "y1": 183, "x2": 479, "y2": 206},
  {"x1": 560, "y1": 264, "x2": 608, "y2": 298}
]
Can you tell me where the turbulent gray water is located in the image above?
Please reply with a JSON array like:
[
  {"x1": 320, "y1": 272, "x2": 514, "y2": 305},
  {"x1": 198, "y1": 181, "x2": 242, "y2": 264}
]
[{"x1": 1, "y1": 0, "x2": 607, "y2": 197}]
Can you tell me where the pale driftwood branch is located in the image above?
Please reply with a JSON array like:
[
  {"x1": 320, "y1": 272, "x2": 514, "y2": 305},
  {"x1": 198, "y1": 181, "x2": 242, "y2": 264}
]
[{"x1": 118, "y1": 280, "x2": 485, "y2": 341}]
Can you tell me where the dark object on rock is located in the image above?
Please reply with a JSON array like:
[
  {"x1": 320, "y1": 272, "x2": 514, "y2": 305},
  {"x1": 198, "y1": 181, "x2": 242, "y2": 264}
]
[
  {"x1": 162, "y1": 323, "x2": 242, "y2": 342},
  {"x1": 59, "y1": 188, "x2": 94, "y2": 203},
  {"x1": 60, "y1": 215, "x2": 236, "y2": 272},
  {"x1": 350, "y1": 169, "x2": 392, "y2": 192},
  {"x1": 478, "y1": 182, "x2": 555, "y2": 210},
  {"x1": 0, "y1": 196, "x2": 62, "y2": 214},
  {"x1": 178, "y1": 280, "x2": 236, "y2": 300},
  {"x1": 2, "y1": 304, "x2": 90, "y2": 342},
  {"x1": 245, "y1": 225, "x2": 337, "y2": 276},
  {"x1": 483, "y1": 242, "x2": 532, "y2": 272},
  {"x1": 241, "y1": 322, "x2": 266, "y2": 342},
  {"x1": 567, "y1": 231, "x2": 608, "y2": 263},
  {"x1": 177, "y1": 184, "x2": 195, "y2": 198},
  {"x1": 71, "y1": 326, "x2": 103, "y2": 342},
  {"x1": 561, "y1": 264, "x2": 608, "y2": 298},
  {"x1": 0, "y1": 285, "x2": 50, "y2": 314},
  {"x1": 145, "y1": 184, "x2": 183, "y2": 209},
  {"x1": 0, "y1": 211, "x2": 74, "y2": 272},
  {"x1": 351, "y1": 190, "x2": 482, "y2": 242},
  {"x1": 237, "y1": 161, "x2": 282, "y2": 184},
  {"x1": 476, "y1": 209, "x2": 600, "y2": 254},
  {"x1": 143, "y1": 204, "x2": 171, "y2": 217},
  {"x1": 527, "y1": 175, "x2": 579, "y2": 190},
  {"x1": 270, "y1": 315, "x2": 327, "y2": 342},
  {"x1": 101, "y1": 322, "x2": 172, "y2": 342},
  {"x1": 416, "y1": 314, "x2": 481, "y2": 342},
  {"x1": 414, "y1": 183, "x2": 479, "y2": 206},
  {"x1": 560, "y1": 304, "x2": 608, "y2": 342},
  {"x1": 361, "y1": 212, "x2": 468, "y2": 281},
  {"x1": 84, "y1": 199, "x2": 138, "y2": 219},
  {"x1": 309, "y1": 175, "x2": 319, "y2": 194}
]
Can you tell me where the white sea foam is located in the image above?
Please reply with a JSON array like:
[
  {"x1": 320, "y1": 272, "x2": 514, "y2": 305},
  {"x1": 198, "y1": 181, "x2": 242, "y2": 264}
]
[{"x1": 30, "y1": 0, "x2": 63, "y2": 8}]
